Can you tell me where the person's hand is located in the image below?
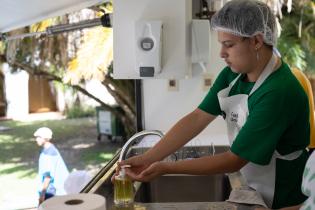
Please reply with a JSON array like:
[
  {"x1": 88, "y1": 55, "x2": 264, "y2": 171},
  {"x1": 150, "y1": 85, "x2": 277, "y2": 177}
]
[
  {"x1": 111, "y1": 163, "x2": 121, "y2": 183},
  {"x1": 38, "y1": 194, "x2": 45, "y2": 205},
  {"x1": 111, "y1": 154, "x2": 152, "y2": 183},
  {"x1": 125, "y1": 161, "x2": 170, "y2": 182}
]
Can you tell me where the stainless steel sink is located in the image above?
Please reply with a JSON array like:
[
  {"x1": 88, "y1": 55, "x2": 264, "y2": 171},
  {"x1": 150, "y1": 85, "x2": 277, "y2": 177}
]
[
  {"x1": 133, "y1": 145, "x2": 231, "y2": 203},
  {"x1": 134, "y1": 173, "x2": 231, "y2": 203},
  {"x1": 82, "y1": 130, "x2": 232, "y2": 208},
  {"x1": 127, "y1": 145, "x2": 229, "y2": 161}
]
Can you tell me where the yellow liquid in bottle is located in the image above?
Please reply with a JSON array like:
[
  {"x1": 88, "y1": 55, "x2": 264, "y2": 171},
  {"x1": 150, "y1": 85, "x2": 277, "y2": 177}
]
[{"x1": 114, "y1": 176, "x2": 134, "y2": 206}]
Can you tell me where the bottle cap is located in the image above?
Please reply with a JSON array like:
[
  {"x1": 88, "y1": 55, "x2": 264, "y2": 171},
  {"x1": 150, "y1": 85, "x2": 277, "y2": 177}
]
[
  {"x1": 117, "y1": 165, "x2": 131, "y2": 179},
  {"x1": 119, "y1": 168, "x2": 126, "y2": 178}
]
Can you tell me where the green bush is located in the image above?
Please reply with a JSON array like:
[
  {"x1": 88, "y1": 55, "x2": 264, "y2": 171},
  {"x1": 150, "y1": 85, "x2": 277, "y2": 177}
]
[{"x1": 65, "y1": 105, "x2": 96, "y2": 119}]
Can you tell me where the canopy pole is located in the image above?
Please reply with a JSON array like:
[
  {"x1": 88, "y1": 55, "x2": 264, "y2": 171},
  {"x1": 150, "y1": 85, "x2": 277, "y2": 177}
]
[{"x1": 0, "y1": 13, "x2": 112, "y2": 42}]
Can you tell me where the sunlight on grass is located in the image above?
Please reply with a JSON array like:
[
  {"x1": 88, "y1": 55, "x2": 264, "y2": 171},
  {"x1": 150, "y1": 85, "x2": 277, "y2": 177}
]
[
  {"x1": 0, "y1": 163, "x2": 36, "y2": 178},
  {"x1": 0, "y1": 121, "x2": 33, "y2": 127},
  {"x1": 3, "y1": 144, "x2": 14, "y2": 150},
  {"x1": 11, "y1": 157, "x2": 22, "y2": 162},
  {"x1": 0, "y1": 134, "x2": 34, "y2": 151},
  {"x1": 99, "y1": 153, "x2": 114, "y2": 160},
  {"x1": 82, "y1": 152, "x2": 114, "y2": 164},
  {"x1": 0, "y1": 135, "x2": 13, "y2": 143},
  {"x1": 72, "y1": 143, "x2": 94, "y2": 149}
]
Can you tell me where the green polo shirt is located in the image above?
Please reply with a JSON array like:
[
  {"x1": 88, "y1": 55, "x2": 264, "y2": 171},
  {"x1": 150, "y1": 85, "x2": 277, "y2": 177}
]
[{"x1": 198, "y1": 62, "x2": 309, "y2": 208}]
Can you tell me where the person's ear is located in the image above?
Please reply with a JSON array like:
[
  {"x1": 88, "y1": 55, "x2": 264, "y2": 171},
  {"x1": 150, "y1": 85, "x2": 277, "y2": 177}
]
[{"x1": 253, "y1": 34, "x2": 264, "y2": 50}]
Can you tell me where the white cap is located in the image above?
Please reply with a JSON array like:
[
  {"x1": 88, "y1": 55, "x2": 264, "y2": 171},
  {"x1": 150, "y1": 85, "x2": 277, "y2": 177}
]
[
  {"x1": 34, "y1": 127, "x2": 53, "y2": 139},
  {"x1": 116, "y1": 165, "x2": 131, "y2": 180}
]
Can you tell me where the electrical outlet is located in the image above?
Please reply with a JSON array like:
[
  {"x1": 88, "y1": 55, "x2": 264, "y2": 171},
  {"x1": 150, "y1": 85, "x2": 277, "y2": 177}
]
[
  {"x1": 168, "y1": 79, "x2": 179, "y2": 91},
  {"x1": 203, "y1": 73, "x2": 212, "y2": 91}
]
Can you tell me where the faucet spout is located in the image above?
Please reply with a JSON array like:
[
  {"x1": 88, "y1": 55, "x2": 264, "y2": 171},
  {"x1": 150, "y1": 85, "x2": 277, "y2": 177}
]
[{"x1": 119, "y1": 130, "x2": 164, "y2": 162}]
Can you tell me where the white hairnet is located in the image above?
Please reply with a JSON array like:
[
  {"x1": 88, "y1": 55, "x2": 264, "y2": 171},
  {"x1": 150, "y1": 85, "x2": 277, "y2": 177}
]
[
  {"x1": 34, "y1": 127, "x2": 53, "y2": 139},
  {"x1": 211, "y1": 0, "x2": 277, "y2": 46}
]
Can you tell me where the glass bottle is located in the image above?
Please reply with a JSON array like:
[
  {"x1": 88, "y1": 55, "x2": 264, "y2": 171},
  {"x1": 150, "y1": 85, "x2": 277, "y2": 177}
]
[{"x1": 114, "y1": 167, "x2": 134, "y2": 207}]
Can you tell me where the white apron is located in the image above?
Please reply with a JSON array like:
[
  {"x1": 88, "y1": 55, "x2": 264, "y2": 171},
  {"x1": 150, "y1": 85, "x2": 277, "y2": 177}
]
[{"x1": 218, "y1": 53, "x2": 303, "y2": 208}]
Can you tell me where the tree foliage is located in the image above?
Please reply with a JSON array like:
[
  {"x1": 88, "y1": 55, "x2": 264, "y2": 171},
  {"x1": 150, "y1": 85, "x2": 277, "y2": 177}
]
[
  {"x1": 277, "y1": 0, "x2": 315, "y2": 73},
  {"x1": 0, "y1": 3, "x2": 136, "y2": 137}
]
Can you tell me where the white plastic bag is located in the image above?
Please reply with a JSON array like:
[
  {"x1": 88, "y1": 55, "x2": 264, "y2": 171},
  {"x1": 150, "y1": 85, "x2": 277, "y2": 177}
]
[{"x1": 64, "y1": 170, "x2": 92, "y2": 194}]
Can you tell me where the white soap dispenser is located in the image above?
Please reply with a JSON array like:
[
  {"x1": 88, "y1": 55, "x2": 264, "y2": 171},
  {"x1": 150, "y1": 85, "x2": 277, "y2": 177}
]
[{"x1": 135, "y1": 20, "x2": 163, "y2": 77}]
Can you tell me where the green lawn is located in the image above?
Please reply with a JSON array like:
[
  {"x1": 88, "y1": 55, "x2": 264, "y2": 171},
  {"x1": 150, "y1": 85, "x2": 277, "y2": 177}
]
[{"x1": 0, "y1": 117, "x2": 121, "y2": 209}]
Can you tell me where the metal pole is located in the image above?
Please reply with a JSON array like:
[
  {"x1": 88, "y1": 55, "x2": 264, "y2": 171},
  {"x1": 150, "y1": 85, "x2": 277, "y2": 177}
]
[
  {"x1": 135, "y1": 79, "x2": 143, "y2": 132},
  {"x1": 1, "y1": 14, "x2": 112, "y2": 41}
]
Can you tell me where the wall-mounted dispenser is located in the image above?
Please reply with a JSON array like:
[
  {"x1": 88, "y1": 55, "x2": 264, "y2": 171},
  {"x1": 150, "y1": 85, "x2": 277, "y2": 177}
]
[
  {"x1": 113, "y1": 0, "x2": 192, "y2": 79},
  {"x1": 135, "y1": 20, "x2": 163, "y2": 77},
  {"x1": 192, "y1": 19, "x2": 210, "y2": 65}
]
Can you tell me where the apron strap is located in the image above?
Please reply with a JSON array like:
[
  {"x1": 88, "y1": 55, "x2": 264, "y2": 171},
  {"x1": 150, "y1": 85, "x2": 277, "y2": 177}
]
[
  {"x1": 249, "y1": 53, "x2": 278, "y2": 96},
  {"x1": 274, "y1": 150, "x2": 303, "y2": 161},
  {"x1": 228, "y1": 52, "x2": 278, "y2": 97},
  {"x1": 229, "y1": 74, "x2": 242, "y2": 87}
]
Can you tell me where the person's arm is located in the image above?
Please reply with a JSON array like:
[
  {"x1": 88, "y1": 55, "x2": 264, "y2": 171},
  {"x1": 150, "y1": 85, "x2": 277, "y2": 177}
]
[
  {"x1": 144, "y1": 108, "x2": 217, "y2": 162},
  {"x1": 281, "y1": 205, "x2": 302, "y2": 210},
  {"x1": 119, "y1": 68, "x2": 231, "y2": 180},
  {"x1": 39, "y1": 175, "x2": 51, "y2": 204},
  {"x1": 123, "y1": 108, "x2": 248, "y2": 182},
  {"x1": 119, "y1": 108, "x2": 217, "y2": 180},
  {"x1": 255, "y1": 204, "x2": 302, "y2": 210},
  {"x1": 126, "y1": 150, "x2": 247, "y2": 182},
  {"x1": 164, "y1": 150, "x2": 247, "y2": 174}
]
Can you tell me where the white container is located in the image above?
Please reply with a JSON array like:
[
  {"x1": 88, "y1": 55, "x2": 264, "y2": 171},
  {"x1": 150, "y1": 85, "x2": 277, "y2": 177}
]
[{"x1": 135, "y1": 20, "x2": 163, "y2": 77}]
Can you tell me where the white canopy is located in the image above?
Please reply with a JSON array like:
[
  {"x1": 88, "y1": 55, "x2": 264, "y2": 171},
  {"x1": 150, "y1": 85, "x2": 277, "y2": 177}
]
[{"x1": 0, "y1": 0, "x2": 105, "y2": 33}]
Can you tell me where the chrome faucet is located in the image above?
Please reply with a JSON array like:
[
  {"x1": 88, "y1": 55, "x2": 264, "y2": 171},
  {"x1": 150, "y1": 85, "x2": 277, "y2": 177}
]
[{"x1": 119, "y1": 130, "x2": 164, "y2": 162}]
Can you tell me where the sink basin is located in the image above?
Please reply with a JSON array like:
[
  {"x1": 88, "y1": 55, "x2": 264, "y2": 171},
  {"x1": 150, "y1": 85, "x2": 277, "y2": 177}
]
[
  {"x1": 84, "y1": 143, "x2": 232, "y2": 208},
  {"x1": 127, "y1": 145, "x2": 229, "y2": 161},
  {"x1": 132, "y1": 145, "x2": 231, "y2": 203},
  {"x1": 134, "y1": 174, "x2": 231, "y2": 203}
]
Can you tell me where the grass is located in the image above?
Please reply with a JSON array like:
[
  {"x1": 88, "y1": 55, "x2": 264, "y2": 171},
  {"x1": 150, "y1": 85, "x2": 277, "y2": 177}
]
[
  {"x1": 0, "y1": 117, "x2": 120, "y2": 174},
  {"x1": 0, "y1": 117, "x2": 121, "y2": 209}
]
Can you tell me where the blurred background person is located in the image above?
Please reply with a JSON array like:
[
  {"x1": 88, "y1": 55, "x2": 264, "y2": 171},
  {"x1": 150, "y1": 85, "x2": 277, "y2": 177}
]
[{"x1": 34, "y1": 127, "x2": 69, "y2": 205}]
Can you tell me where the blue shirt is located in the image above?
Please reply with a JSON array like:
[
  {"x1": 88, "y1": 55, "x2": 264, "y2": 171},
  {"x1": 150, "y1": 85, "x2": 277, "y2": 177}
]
[{"x1": 38, "y1": 144, "x2": 69, "y2": 196}]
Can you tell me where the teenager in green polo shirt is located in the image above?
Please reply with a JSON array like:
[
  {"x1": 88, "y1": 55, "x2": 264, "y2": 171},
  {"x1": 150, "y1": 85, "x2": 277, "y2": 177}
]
[{"x1": 117, "y1": 0, "x2": 310, "y2": 209}]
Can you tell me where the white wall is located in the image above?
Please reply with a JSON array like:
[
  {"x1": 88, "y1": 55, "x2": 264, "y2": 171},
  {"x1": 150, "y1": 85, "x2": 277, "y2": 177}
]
[
  {"x1": 143, "y1": 31, "x2": 229, "y2": 145},
  {"x1": 3, "y1": 64, "x2": 29, "y2": 120},
  {"x1": 113, "y1": 0, "x2": 192, "y2": 79},
  {"x1": 113, "y1": 0, "x2": 230, "y2": 145}
]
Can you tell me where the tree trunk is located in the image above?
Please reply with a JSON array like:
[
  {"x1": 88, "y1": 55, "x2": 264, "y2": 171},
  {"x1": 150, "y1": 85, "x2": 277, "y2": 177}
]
[{"x1": 7, "y1": 60, "x2": 136, "y2": 137}]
